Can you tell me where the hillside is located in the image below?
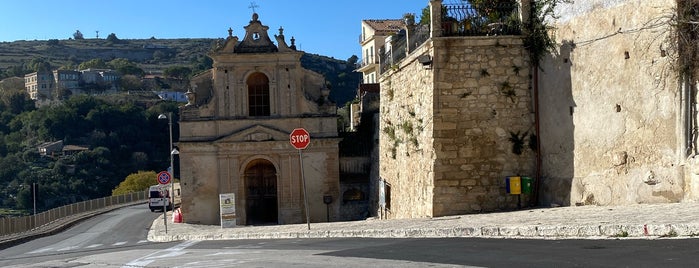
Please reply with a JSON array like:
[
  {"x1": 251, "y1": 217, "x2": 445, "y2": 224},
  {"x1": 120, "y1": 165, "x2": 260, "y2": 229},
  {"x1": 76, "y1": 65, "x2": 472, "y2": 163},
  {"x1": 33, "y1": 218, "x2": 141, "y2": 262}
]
[{"x1": 0, "y1": 38, "x2": 360, "y2": 106}]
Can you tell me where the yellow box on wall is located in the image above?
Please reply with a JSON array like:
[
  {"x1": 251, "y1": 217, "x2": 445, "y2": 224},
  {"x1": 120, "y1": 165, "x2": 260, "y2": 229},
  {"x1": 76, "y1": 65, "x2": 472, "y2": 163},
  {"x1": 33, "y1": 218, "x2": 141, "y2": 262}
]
[{"x1": 506, "y1": 176, "x2": 521, "y2": 195}]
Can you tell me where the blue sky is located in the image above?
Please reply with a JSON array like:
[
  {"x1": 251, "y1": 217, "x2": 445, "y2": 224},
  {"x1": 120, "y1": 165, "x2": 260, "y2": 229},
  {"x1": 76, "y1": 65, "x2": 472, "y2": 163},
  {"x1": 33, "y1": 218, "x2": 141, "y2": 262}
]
[{"x1": 0, "y1": 0, "x2": 432, "y2": 60}]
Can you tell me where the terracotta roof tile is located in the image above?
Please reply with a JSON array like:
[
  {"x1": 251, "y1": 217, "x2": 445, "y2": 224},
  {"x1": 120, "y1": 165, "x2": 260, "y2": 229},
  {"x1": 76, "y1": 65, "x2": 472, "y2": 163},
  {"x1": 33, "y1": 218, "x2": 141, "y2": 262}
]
[{"x1": 363, "y1": 19, "x2": 405, "y2": 35}]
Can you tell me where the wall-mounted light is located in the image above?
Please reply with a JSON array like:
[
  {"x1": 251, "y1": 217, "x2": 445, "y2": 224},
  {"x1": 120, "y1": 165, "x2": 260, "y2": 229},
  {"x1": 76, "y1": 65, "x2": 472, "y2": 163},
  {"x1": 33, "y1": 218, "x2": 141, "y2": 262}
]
[{"x1": 417, "y1": 54, "x2": 432, "y2": 68}]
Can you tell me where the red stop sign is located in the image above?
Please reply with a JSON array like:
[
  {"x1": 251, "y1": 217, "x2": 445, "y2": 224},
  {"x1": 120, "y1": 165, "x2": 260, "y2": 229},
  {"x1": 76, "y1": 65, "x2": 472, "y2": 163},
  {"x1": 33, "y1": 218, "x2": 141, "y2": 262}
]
[{"x1": 290, "y1": 128, "x2": 310, "y2": 149}]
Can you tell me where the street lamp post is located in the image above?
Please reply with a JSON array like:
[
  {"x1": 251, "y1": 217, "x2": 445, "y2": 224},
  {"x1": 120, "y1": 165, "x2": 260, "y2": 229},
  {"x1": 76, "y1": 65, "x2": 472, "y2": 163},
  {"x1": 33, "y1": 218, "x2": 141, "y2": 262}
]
[{"x1": 158, "y1": 112, "x2": 179, "y2": 213}]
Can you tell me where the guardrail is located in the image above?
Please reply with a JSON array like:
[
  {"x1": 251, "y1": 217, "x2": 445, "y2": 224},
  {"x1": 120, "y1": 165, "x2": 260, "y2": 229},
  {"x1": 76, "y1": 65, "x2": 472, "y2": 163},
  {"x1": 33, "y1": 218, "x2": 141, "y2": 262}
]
[{"x1": 0, "y1": 191, "x2": 147, "y2": 237}]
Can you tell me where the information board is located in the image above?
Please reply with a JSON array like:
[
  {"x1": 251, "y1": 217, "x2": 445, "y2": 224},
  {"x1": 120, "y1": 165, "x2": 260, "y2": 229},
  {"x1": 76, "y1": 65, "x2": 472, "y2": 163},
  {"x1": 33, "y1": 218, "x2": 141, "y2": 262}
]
[{"x1": 219, "y1": 193, "x2": 237, "y2": 228}]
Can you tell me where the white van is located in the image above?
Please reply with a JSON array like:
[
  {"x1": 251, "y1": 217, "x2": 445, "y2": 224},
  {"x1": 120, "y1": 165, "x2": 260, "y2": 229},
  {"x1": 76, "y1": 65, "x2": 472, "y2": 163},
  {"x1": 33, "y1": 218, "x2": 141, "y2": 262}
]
[{"x1": 148, "y1": 183, "x2": 181, "y2": 212}]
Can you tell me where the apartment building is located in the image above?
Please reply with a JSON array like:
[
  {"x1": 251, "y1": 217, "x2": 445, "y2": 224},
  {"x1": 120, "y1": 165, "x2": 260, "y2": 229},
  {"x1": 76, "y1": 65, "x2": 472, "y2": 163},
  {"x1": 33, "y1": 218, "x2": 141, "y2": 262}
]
[
  {"x1": 24, "y1": 71, "x2": 54, "y2": 100},
  {"x1": 24, "y1": 69, "x2": 119, "y2": 100},
  {"x1": 356, "y1": 19, "x2": 405, "y2": 84}
]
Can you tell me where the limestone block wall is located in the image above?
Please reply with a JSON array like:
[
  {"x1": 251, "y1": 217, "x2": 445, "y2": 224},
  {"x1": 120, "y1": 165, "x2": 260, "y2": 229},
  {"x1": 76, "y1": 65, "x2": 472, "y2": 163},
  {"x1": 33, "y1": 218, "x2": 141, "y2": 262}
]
[
  {"x1": 432, "y1": 37, "x2": 534, "y2": 215},
  {"x1": 539, "y1": 0, "x2": 686, "y2": 205},
  {"x1": 379, "y1": 43, "x2": 437, "y2": 219},
  {"x1": 379, "y1": 36, "x2": 534, "y2": 219}
]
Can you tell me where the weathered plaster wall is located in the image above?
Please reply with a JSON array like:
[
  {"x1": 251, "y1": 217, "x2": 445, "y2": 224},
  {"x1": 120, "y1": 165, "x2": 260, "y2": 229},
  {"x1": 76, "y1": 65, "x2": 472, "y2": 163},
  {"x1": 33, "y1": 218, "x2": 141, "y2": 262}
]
[{"x1": 539, "y1": 0, "x2": 685, "y2": 205}]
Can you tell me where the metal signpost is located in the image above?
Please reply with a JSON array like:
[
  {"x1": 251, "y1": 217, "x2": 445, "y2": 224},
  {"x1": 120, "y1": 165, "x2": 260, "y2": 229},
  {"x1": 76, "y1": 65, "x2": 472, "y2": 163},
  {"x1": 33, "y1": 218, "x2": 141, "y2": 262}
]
[
  {"x1": 157, "y1": 171, "x2": 171, "y2": 233},
  {"x1": 289, "y1": 128, "x2": 311, "y2": 230}
]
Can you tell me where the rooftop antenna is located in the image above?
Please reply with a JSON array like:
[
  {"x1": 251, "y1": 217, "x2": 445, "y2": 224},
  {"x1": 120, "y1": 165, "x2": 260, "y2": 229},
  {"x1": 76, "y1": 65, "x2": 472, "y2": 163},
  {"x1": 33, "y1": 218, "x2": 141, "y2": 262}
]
[{"x1": 248, "y1": 2, "x2": 259, "y2": 13}]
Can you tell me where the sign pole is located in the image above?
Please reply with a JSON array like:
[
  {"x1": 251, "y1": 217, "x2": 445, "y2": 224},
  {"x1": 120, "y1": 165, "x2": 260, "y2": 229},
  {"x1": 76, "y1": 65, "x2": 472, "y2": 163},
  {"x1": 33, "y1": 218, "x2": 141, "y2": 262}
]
[
  {"x1": 163, "y1": 194, "x2": 167, "y2": 234},
  {"x1": 290, "y1": 128, "x2": 311, "y2": 230},
  {"x1": 157, "y1": 171, "x2": 172, "y2": 234},
  {"x1": 299, "y1": 149, "x2": 310, "y2": 230}
]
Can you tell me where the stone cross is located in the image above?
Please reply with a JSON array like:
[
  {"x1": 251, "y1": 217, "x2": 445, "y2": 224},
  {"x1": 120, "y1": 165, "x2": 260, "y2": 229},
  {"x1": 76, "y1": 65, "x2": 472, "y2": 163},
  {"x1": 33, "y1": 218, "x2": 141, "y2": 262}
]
[{"x1": 248, "y1": 2, "x2": 259, "y2": 13}]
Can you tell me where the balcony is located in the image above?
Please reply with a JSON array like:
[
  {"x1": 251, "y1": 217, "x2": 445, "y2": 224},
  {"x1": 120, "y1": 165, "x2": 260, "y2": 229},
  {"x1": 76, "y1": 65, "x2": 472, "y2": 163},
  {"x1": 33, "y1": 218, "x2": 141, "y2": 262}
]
[
  {"x1": 442, "y1": 3, "x2": 522, "y2": 37},
  {"x1": 378, "y1": 2, "x2": 522, "y2": 75},
  {"x1": 356, "y1": 56, "x2": 380, "y2": 72}
]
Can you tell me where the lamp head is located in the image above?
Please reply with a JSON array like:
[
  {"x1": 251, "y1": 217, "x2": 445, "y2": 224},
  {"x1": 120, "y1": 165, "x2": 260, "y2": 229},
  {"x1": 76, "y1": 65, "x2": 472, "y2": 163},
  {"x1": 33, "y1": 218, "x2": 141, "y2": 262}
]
[{"x1": 158, "y1": 114, "x2": 167, "y2": 120}]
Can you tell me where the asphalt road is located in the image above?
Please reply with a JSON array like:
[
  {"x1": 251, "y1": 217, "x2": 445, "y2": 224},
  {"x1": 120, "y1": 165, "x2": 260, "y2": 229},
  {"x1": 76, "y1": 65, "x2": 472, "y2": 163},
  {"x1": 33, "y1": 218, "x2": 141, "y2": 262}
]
[{"x1": 2, "y1": 204, "x2": 699, "y2": 267}]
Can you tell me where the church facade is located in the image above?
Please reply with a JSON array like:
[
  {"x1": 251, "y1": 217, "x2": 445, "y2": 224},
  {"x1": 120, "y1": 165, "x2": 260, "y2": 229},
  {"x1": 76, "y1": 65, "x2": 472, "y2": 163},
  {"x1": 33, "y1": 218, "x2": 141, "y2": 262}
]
[{"x1": 178, "y1": 13, "x2": 341, "y2": 225}]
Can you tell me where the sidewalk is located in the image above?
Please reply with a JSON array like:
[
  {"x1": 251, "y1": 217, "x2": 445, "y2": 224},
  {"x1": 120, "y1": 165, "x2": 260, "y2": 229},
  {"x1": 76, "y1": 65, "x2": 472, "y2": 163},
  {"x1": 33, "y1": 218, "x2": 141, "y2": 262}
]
[{"x1": 148, "y1": 202, "x2": 699, "y2": 242}]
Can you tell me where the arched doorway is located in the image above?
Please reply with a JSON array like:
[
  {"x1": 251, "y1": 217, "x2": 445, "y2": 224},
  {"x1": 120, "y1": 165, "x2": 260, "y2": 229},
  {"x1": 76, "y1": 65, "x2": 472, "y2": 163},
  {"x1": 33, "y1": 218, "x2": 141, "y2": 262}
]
[{"x1": 244, "y1": 159, "x2": 277, "y2": 225}]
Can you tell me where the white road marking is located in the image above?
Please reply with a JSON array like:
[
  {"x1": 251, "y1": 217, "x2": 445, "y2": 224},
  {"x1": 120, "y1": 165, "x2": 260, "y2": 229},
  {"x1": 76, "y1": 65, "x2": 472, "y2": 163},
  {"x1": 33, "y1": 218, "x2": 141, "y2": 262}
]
[
  {"x1": 113, "y1": 241, "x2": 127, "y2": 246},
  {"x1": 137, "y1": 240, "x2": 149, "y2": 244},
  {"x1": 86, "y1": 244, "x2": 103, "y2": 248},
  {"x1": 56, "y1": 246, "x2": 79, "y2": 251},
  {"x1": 123, "y1": 240, "x2": 200, "y2": 268},
  {"x1": 27, "y1": 247, "x2": 54, "y2": 254}
]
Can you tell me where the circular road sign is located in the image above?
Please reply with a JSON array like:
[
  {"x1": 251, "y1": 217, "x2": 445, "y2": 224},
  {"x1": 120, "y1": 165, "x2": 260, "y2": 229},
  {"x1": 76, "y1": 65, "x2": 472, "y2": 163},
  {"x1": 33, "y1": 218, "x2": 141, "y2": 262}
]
[
  {"x1": 289, "y1": 128, "x2": 310, "y2": 150},
  {"x1": 157, "y1": 171, "x2": 172, "y2": 185}
]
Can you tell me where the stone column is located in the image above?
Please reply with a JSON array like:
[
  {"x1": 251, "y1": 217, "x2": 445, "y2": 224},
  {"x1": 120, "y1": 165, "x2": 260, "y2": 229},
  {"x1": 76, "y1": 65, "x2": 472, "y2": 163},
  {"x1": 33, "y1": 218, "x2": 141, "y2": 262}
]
[
  {"x1": 519, "y1": 0, "x2": 531, "y2": 30},
  {"x1": 430, "y1": 0, "x2": 443, "y2": 38}
]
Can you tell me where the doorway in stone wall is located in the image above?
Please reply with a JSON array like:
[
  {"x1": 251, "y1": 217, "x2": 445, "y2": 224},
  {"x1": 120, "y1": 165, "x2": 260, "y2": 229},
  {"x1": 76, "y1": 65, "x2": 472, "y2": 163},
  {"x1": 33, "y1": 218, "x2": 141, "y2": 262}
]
[{"x1": 244, "y1": 159, "x2": 278, "y2": 225}]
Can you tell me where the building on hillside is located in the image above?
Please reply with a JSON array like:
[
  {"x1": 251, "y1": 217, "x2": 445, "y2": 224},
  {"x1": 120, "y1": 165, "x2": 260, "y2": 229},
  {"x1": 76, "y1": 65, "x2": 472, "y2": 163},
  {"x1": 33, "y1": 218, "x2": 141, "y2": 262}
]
[
  {"x1": 155, "y1": 90, "x2": 187, "y2": 102},
  {"x1": 24, "y1": 69, "x2": 120, "y2": 100},
  {"x1": 179, "y1": 13, "x2": 341, "y2": 225},
  {"x1": 375, "y1": 0, "x2": 534, "y2": 219},
  {"x1": 538, "y1": 0, "x2": 699, "y2": 205},
  {"x1": 38, "y1": 140, "x2": 64, "y2": 157},
  {"x1": 53, "y1": 70, "x2": 82, "y2": 98},
  {"x1": 24, "y1": 71, "x2": 54, "y2": 100}
]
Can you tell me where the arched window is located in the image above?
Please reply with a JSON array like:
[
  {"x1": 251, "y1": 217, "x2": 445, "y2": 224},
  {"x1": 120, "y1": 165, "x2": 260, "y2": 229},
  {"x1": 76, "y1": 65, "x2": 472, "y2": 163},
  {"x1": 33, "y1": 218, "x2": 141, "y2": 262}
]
[{"x1": 247, "y1": 72, "x2": 270, "y2": 116}]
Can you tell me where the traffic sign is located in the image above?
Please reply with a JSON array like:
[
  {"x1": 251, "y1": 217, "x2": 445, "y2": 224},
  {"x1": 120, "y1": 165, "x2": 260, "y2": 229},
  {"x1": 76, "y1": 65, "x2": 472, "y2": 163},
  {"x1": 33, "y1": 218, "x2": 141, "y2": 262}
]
[
  {"x1": 157, "y1": 171, "x2": 172, "y2": 185},
  {"x1": 289, "y1": 128, "x2": 310, "y2": 150}
]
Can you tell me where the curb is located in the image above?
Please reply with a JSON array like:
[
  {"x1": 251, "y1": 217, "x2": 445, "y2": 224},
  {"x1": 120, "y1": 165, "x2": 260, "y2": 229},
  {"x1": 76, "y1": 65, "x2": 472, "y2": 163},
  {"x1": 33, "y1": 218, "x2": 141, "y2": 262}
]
[{"x1": 148, "y1": 222, "x2": 699, "y2": 242}]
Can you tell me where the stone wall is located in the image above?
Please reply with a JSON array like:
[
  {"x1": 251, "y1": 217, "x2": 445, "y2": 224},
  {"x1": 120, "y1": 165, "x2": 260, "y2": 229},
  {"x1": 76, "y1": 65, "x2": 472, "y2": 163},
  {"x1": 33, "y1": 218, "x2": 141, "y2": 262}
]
[
  {"x1": 379, "y1": 36, "x2": 534, "y2": 219},
  {"x1": 432, "y1": 37, "x2": 534, "y2": 215},
  {"x1": 539, "y1": 0, "x2": 687, "y2": 205},
  {"x1": 379, "y1": 43, "x2": 436, "y2": 219}
]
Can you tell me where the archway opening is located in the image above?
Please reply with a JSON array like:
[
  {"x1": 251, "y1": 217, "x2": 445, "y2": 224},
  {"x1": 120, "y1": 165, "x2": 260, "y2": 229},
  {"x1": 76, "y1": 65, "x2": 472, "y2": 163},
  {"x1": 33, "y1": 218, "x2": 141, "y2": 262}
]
[{"x1": 244, "y1": 159, "x2": 277, "y2": 225}]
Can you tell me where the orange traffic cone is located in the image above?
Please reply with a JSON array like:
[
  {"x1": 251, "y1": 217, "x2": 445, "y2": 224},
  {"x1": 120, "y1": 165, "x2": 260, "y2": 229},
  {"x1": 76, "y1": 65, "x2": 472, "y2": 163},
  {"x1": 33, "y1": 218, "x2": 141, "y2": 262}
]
[{"x1": 173, "y1": 208, "x2": 183, "y2": 223}]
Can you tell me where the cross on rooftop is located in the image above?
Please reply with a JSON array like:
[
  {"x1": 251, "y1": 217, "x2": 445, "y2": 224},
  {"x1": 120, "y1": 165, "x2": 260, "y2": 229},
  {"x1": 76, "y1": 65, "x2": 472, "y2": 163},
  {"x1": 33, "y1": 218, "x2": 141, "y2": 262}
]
[{"x1": 248, "y1": 2, "x2": 259, "y2": 13}]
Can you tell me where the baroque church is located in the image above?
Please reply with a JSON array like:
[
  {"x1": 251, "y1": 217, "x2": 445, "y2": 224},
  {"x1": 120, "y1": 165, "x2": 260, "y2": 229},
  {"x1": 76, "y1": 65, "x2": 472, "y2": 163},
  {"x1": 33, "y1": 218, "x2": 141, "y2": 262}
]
[{"x1": 178, "y1": 13, "x2": 341, "y2": 225}]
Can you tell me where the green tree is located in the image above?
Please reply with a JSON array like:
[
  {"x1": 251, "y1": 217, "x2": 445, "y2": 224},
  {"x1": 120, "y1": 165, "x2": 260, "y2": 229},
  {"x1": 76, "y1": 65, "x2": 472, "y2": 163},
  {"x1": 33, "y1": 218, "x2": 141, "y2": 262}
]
[
  {"x1": 106, "y1": 33, "x2": 120, "y2": 43},
  {"x1": 73, "y1": 30, "x2": 84, "y2": 40},
  {"x1": 419, "y1": 5, "x2": 431, "y2": 25},
  {"x1": 163, "y1": 66, "x2": 192, "y2": 80},
  {"x1": 27, "y1": 57, "x2": 52, "y2": 72},
  {"x1": 119, "y1": 74, "x2": 143, "y2": 91},
  {"x1": 78, "y1": 59, "x2": 108, "y2": 70},
  {"x1": 108, "y1": 58, "x2": 144, "y2": 77},
  {"x1": 3, "y1": 65, "x2": 28, "y2": 79},
  {"x1": 112, "y1": 171, "x2": 157, "y2": 195},
  {"x1": 470, "y1": 0, "x2": 518, "y2": 19}
]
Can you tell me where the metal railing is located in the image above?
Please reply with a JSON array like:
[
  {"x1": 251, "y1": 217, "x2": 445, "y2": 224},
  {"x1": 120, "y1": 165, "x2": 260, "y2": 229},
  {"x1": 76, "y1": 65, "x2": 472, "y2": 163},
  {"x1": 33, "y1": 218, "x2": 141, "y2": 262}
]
[
  {"x1": 442, "y1": 3, "x2": 522, "y2": 36},
  {"x1": 0, "y1": 191, "x2": 147, "y2": 237},
  {"x1": 379, "y1": 24, "x2": 431, "y2": 75}
]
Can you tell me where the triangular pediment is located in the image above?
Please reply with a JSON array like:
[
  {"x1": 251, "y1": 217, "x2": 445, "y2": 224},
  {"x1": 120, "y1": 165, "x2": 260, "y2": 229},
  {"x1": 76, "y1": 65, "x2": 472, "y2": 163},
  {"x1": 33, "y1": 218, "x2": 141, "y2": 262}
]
[{"x1": 215, "y1": 125, "x2": 289, "y2": 143}]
